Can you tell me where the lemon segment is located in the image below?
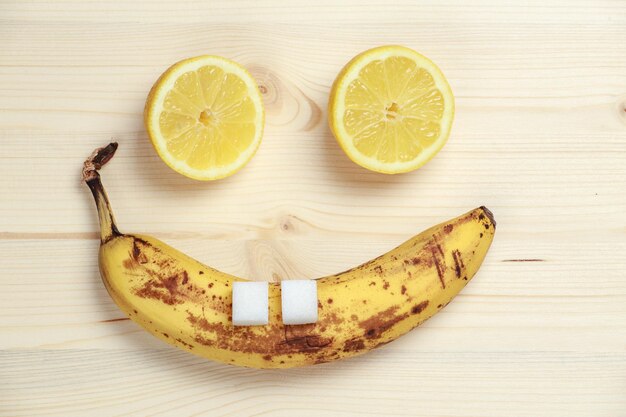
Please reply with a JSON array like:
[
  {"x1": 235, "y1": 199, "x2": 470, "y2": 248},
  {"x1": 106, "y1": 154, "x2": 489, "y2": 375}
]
[
  {"x1": 329, "y1": 46, "x2": 454, "y2": 174},
  {"x1": 145, "y1": 56, "x2": 264, "y2": 180}
]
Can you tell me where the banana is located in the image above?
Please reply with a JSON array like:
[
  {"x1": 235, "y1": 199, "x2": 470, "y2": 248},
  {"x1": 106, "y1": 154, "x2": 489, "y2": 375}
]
[{"x1": 84, "y1": 143, "x2": 495, "y2": 369}]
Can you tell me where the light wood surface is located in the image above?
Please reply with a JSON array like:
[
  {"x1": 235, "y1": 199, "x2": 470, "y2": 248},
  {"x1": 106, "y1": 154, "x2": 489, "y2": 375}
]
[{"x1": 1, "y1": 1, "x2": 626, "y2": 416}]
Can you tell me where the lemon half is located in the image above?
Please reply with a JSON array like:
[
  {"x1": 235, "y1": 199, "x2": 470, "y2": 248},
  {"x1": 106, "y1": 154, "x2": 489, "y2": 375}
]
[
  {"x1": 329, "y1": 45, "x2": 454, "y2": 174},
  {"x1": 145, "y1": 56, "x2": 264, "y2": 180}
]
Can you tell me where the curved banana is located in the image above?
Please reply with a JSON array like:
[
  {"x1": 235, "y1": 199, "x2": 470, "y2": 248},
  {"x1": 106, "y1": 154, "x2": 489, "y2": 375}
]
[{"x1": 84, "y1": 143, "x2": 496, "y2": 369}]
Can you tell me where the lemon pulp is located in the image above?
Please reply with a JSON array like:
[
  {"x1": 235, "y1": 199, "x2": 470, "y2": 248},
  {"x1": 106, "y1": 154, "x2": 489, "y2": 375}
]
[
  {"x1": 145, "y1": 56, "x2": 264, "y2": 180},
  {"x1": 329, "y1": 46, "x2": 454, "y2": 174}
]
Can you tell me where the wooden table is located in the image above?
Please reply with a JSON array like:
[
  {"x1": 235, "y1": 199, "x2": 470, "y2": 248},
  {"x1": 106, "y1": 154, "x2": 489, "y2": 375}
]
[{"x1": 1, "y1": 1, "x2": 625, "y2": 416}]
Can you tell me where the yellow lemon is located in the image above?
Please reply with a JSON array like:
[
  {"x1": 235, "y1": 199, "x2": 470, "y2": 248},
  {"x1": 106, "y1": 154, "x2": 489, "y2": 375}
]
[
  {"x1": 144, "y1": 56, "x2": 264, "y2": 180},
  {"x1": 329, "y1": 45, "x2": 454, "y2": 174}
]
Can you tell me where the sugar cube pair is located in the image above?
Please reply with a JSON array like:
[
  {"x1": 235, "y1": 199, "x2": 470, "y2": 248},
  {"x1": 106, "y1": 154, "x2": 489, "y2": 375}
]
[{"x1": 232, "y1": 280, "x2": 317, "y2": 326}]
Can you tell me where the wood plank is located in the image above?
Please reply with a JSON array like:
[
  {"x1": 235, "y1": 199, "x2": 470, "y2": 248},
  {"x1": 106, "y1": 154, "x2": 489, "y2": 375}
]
[
  {"x1": 1, "y1": 0, "x2": 624, "y2": 24},
  {"x1": 1, "y1": 237, "x2": 624, "y2": 350},
  {"x1": 1, "y1": 128, "x2": 625, "y2": 235},
  {"x1": 1, "y1": 350, "x2": 624, "y2": 417}
]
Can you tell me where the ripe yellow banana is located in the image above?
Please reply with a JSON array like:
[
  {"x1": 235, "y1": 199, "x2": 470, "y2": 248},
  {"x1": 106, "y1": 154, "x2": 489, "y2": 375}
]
[{"x1": 84, "y1": 143, "x2": 495, "y2": 369}]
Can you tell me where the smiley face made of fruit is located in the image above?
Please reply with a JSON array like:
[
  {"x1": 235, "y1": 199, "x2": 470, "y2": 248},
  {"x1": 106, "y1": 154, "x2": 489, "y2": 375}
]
[{"x1": 84, "y1": 47, "x2": 493, "y2": 369}]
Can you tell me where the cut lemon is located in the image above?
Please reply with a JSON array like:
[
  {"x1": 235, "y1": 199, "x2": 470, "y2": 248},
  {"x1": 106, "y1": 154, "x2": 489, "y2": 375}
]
[
  {"x1": 144, "y1": 56, "x2": 264, "y2": 180},
  {"x1": 329, "y1": 45, "x2": 454, "y2": 174}
]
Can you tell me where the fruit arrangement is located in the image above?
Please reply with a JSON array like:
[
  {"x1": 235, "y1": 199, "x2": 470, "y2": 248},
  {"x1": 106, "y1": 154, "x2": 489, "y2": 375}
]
[
  {"x1": 143, "y1": 46, "x2": 454, "y2": 180},
  {"x1": 84, "y1": 46, "x2": 496, "y2": 369}
]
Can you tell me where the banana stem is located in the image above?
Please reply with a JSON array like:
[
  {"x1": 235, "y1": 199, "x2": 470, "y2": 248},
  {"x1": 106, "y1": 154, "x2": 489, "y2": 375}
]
[{"x1": 82, "y1": 143, "x2": 121, "y2": 243}]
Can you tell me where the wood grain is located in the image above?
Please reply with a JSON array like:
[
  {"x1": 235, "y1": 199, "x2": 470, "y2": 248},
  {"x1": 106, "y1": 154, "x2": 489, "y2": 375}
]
[{"x1": 1, "y1": 1, "x2": 625, "y2": 416}]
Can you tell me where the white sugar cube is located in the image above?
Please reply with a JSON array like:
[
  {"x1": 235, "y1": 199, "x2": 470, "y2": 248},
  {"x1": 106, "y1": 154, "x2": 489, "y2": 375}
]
[
  {"x1": 281, "y1": 280, "x2": 318, "y2": 325},
  {"x1": 232, "y1": 281, "x2": 268, "y2": 326}
]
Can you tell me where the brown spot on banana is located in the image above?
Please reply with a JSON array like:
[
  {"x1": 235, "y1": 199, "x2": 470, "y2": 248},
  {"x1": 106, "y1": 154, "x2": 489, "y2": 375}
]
[
  {"x1": 175, "y1": 338, "x2": 194, "y2": 349},
  {"x1": 343, "y1": 338, "x2": 366, "y2": 352},
  {"x1": 359, "y1": 306, "x2": 409, "y2": 340},
  {"x1": 479, "y1": 206, "x2": 496, "y2": 227},
  {"x1": 123, "y1": 240, "x2": 148, "y2": 269},
  {"x1": 452, "y1": 249, "x2": 465, "y2": 279},
  {"x1": 435, "y1": 243, "x2": 445, "y2": 258},
  {"x1": 429, "y1": 245, "x2": 446, "y2": 289},
  {"x1": 411, "y1": 300, "x2": 429, "y2": 314},
  {"x1": 282, "y1": 335, "x2": 332, "y2": 350},
  {"x1": 194, "y1": 334, "x2": 215, "y2": 347},
  {"x1": 133, "y1": 271, "x2": 187, "y2": 305}
]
